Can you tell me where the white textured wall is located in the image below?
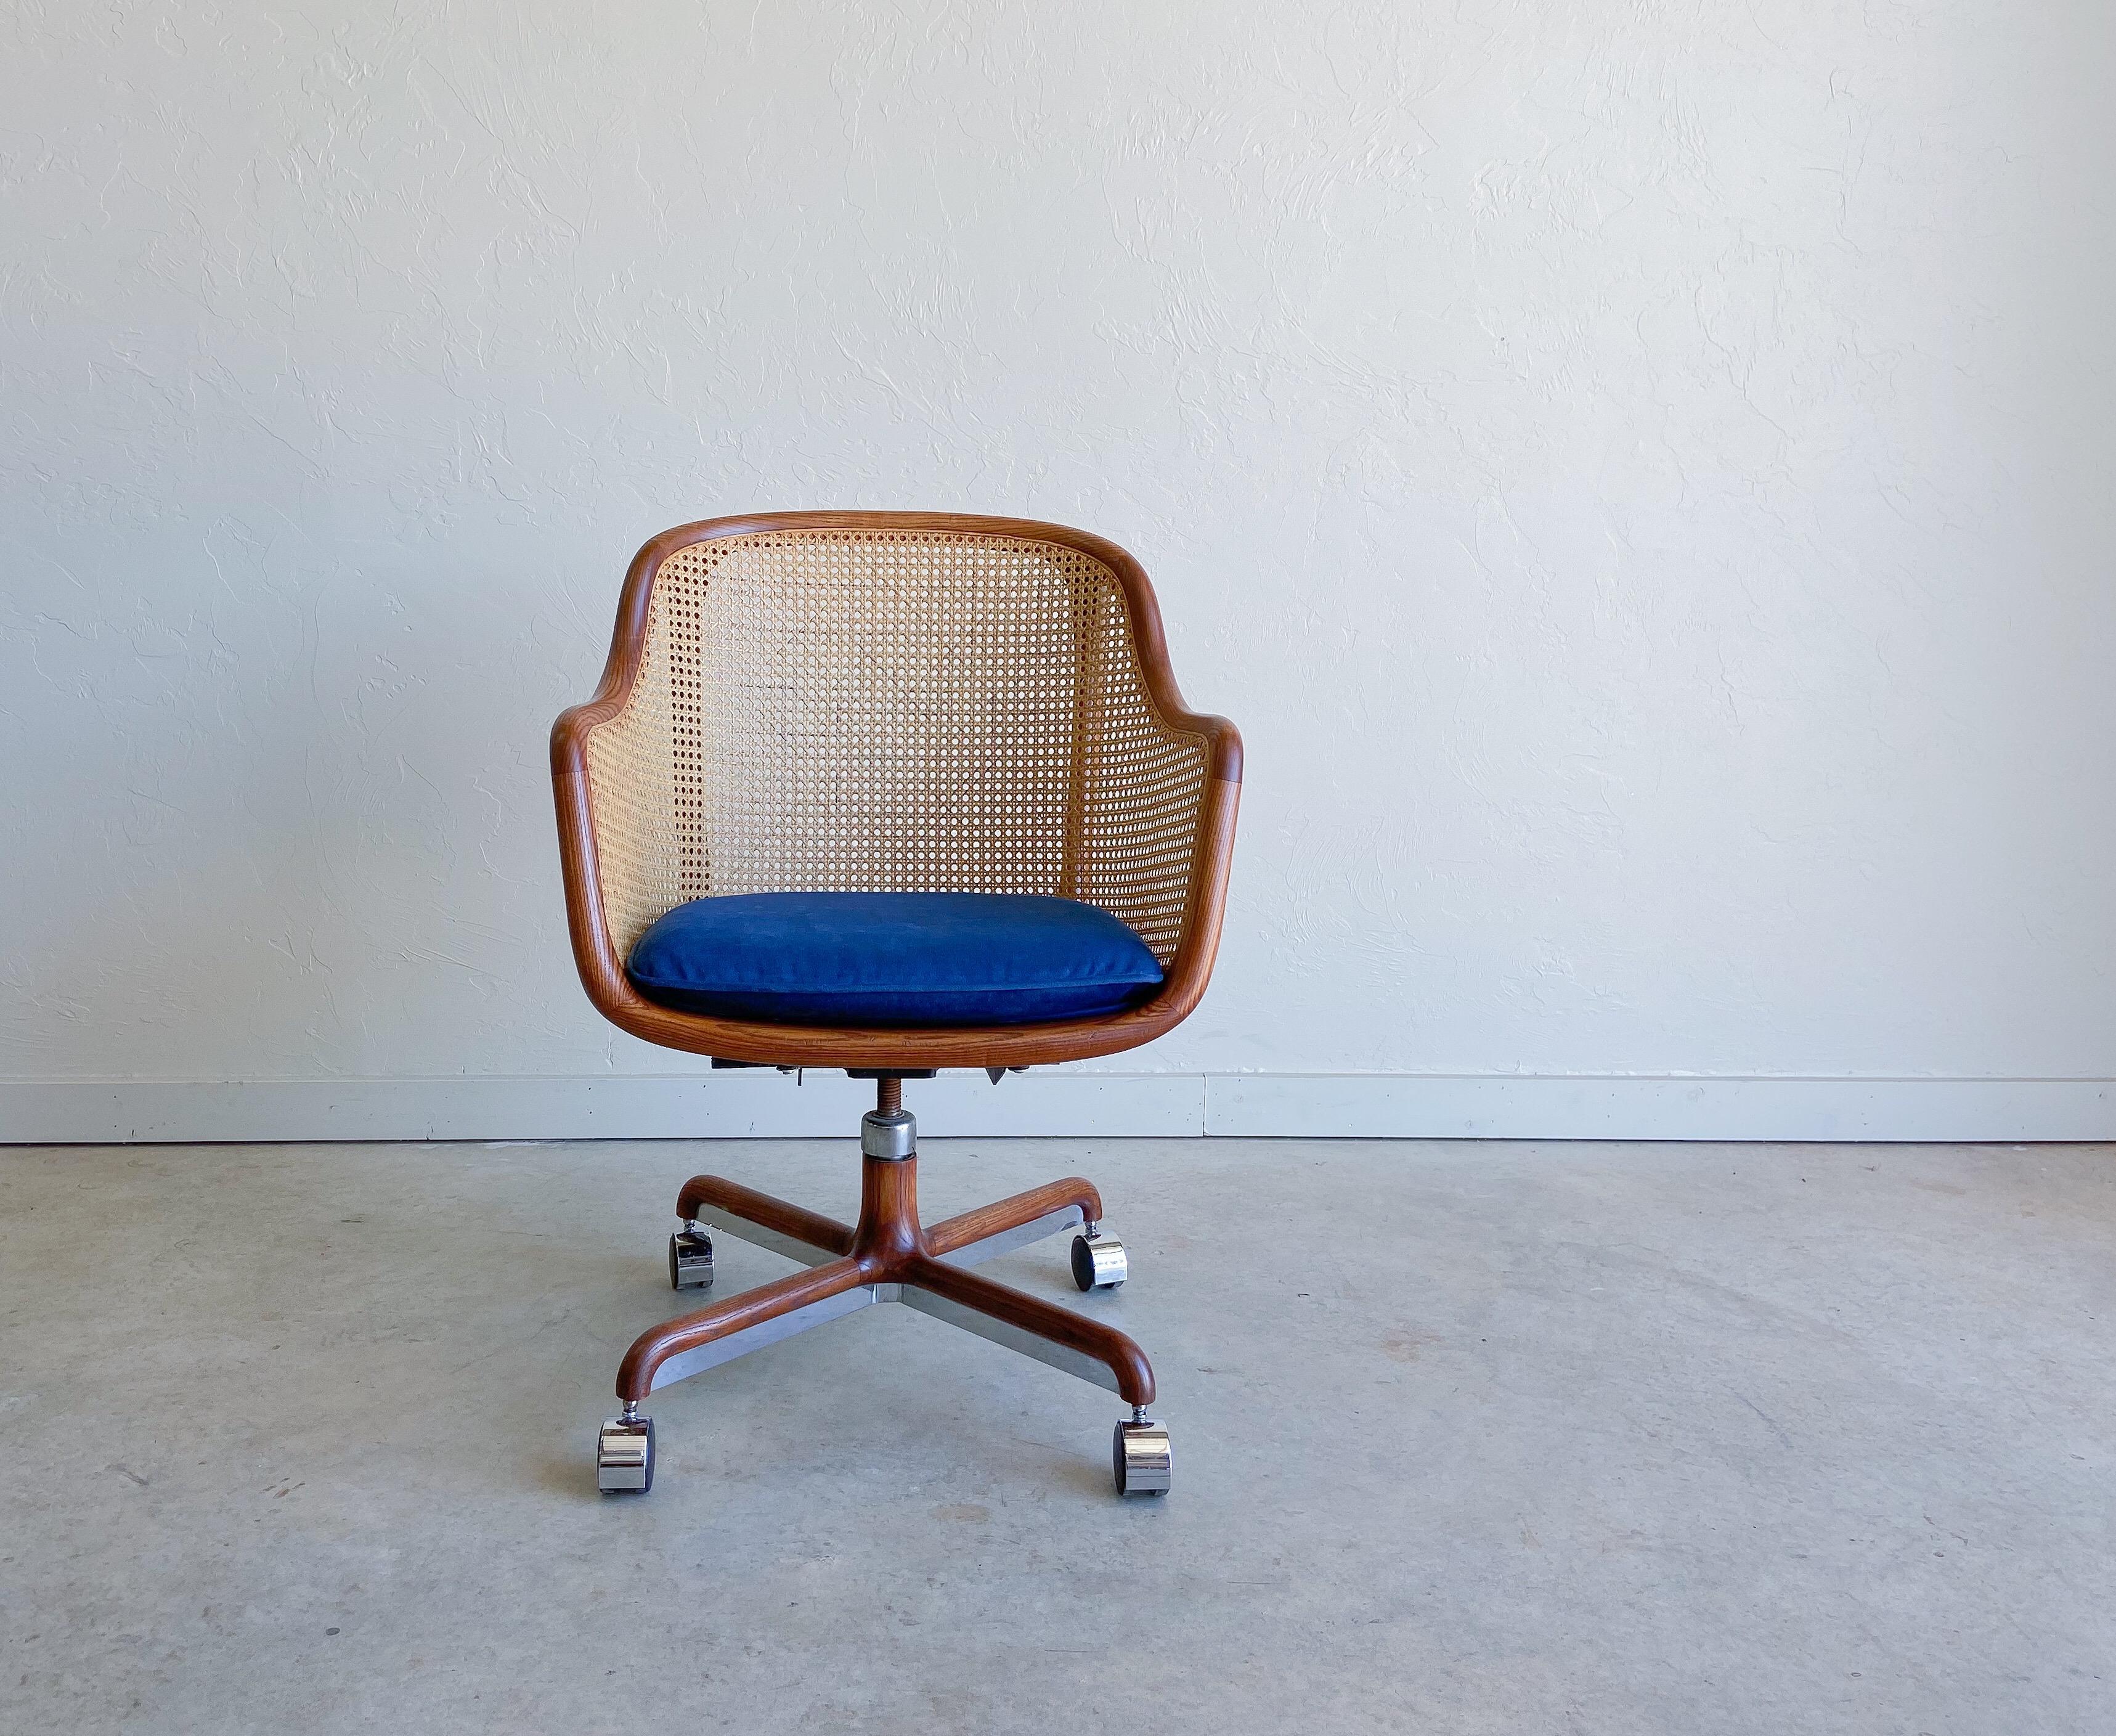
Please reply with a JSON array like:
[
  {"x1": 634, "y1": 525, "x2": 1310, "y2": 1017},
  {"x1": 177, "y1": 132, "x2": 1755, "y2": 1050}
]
[{"x1": 6, "y1": 2, "x2": 2114, "y2": 1124}]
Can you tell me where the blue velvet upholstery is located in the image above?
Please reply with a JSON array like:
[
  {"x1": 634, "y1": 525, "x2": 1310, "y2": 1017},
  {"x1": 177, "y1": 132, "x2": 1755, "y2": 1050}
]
[{"x1": 625, "y1": 891, "x2": 1165, "y2": 1027}]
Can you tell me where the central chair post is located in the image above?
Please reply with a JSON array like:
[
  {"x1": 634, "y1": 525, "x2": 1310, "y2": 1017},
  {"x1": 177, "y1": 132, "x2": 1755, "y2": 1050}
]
[{"x1": 851, "y1": 1075, "x2": 924, "y2": 1268}]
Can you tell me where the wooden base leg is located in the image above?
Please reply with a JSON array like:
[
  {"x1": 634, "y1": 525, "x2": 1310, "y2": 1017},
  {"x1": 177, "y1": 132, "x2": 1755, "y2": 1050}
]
[
  {"x1": 616, "y1": 1255, "x2": 871, "y2": 1403},
  {"x1": 925, "y1": 1176, "x2": 1105, "y2": 1258},
  {"x1": 902, "y1": 1254, "x2": 1155, "y2": 1408},
  {"x1": 675, "y1": 1174, "x2": 855, "y2": 1258}
]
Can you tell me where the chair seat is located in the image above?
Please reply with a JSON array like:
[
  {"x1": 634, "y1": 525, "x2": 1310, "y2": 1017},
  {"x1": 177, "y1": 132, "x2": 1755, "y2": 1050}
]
[{"x1": 625, "y1": 892, "x2": 1165, "y2": 1027}]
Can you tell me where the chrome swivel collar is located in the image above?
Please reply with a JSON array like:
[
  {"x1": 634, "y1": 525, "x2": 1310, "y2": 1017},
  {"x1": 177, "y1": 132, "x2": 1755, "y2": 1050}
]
[{"x1": 860, "y1": 1107, "x2": 916, "y2": 1161}]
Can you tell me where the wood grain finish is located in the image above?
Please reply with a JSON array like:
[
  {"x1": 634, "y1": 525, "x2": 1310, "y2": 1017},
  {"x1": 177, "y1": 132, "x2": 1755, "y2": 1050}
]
[
  {"x1": 616, "y1": 1253, "x2": 873, "y2": 1401},
  {"x1": 619, "y1": 1151, "x2": 1152, "y2": 1407},
  {"x1": 900, "y1": 1255, "x2": 1155, "y2": 1407},
  {"x1": 550, "y1": 510, "x2": 1241, "y2": 1071},
  {"x1": 924, "y1": 1176, "x2": 1105, "y2": 1258},
  {"x1": 675, "y1": 1173, "x2": 855, "y2": 1258}
]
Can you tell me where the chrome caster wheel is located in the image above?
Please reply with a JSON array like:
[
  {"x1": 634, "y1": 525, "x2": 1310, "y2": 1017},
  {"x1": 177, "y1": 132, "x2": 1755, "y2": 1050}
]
[
  {"x1": 1072, "y1": 1229, "x2": 1128, "y2": 1291},
  {"x1": 669, "y1": 1224, "x2": 714, "y2": 1290},
  {"x1": 1113, "y1": 1412, "x2": 1171, "y2": 1497},
  {"x1": 596, "y1": 1411, "x2": 655, "y2": 1494}
]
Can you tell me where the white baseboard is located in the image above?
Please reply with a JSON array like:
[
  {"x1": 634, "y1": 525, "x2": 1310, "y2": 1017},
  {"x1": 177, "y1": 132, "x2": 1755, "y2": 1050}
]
[
  {"x1": 2, "y1": 1073, "x2": 2110, "y2": 1146},
  {"x1": 1205, "y1": 1074, "x2": 2116, "y2": 1143},
  {"x1": 0, "y1": 1072, "x2": 1205, "y2": 1144}
]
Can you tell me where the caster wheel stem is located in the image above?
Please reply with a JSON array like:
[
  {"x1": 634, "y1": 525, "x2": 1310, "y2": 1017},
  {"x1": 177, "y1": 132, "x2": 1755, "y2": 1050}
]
[{"x1": 669, "y1": 1223, "x2": 715, "y2": 1290}]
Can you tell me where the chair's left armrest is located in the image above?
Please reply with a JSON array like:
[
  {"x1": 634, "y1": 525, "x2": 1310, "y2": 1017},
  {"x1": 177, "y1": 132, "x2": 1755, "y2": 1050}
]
[
  {"x1": 549, "y1": 532, "x2": 679, "y2": 1016},
  {"x1": 1079, "y1": 533, "x2": 1244, "y2": 1019}
]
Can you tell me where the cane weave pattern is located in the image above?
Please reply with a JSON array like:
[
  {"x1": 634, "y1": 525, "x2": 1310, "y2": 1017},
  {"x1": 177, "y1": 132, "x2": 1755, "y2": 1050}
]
[{"x1": 581, "y1": 529, "x2": 1210, "y2": 972}]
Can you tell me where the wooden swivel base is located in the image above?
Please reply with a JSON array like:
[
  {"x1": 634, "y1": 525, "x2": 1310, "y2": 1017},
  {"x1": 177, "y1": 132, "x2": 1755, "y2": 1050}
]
[{"x1": 594, "y1": 1080, "x2": 1173, "y2": 1498}]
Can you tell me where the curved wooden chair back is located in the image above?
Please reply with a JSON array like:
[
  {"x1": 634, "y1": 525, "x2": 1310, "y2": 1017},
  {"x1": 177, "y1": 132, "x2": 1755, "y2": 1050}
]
[{"x1": 553, "y1": 511, "x2": 1241, "y2": 1070}]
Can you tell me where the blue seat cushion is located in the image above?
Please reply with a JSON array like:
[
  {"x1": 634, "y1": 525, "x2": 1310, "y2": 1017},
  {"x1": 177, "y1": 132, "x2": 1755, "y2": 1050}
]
[{"x1": 625, "y1": 891, "x2": 1165, "y2": 1027}]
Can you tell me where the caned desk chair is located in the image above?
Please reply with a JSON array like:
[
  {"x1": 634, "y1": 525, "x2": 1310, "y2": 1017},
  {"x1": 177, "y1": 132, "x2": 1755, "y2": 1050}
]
[{"x1": 551, "y1": 511, "x2": 1241, "y2": 1498}]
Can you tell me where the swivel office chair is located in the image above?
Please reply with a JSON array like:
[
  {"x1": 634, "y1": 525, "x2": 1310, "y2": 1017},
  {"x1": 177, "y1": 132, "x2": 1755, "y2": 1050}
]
[{"x1": 551, "y1": 511, "x2": 1241, "y2": 1497}]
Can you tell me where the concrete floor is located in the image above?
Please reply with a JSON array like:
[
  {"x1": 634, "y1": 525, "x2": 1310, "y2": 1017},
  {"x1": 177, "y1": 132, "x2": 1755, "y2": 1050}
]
[{"x1": 2, "y1": 1137, "x2": 2110, "y2": 1735}]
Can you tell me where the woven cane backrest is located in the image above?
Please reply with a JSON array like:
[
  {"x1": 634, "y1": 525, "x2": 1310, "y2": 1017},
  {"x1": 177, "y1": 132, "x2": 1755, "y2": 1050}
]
[{"x1": 582, "y1": 528, "x2": 1210, "y2": 968}]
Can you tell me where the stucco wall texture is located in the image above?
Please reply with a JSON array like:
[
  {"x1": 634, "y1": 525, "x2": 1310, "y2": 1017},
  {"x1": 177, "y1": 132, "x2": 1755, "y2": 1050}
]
[{"x1": 4, "y1": 1, "x2": 2113, "y2": 1092}]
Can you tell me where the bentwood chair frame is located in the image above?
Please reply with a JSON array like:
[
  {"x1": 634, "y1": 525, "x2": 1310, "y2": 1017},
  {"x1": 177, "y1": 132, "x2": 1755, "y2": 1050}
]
[{"x1": 552, "y1": 511, "x2": 1242, "y2": 1496}]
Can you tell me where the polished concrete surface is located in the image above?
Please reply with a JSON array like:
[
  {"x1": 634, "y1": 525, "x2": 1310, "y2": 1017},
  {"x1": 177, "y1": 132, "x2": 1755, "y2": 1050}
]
[{"x1": 4, "y1": 1135, "x2": 2110, "y2": 1734}]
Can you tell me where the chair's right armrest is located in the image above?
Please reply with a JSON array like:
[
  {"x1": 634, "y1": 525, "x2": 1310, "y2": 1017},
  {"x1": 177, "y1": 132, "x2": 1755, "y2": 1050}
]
[{"x1": 1070, "y1": 529, "x2": 1243, "y2": 1017}]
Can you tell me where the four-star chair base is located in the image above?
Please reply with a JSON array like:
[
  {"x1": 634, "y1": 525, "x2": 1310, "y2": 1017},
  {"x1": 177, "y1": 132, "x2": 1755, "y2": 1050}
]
[{"x1": 595, "y1": 1078, "x2": 1173, "y2": 1498}]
